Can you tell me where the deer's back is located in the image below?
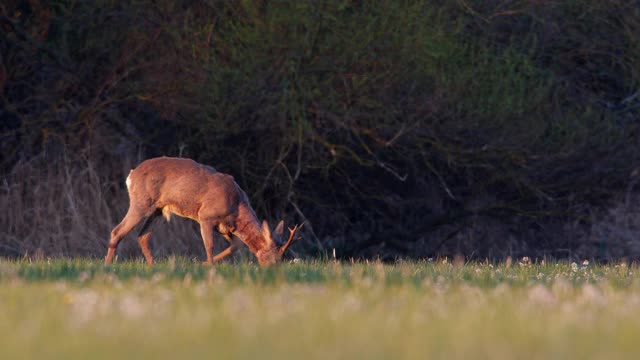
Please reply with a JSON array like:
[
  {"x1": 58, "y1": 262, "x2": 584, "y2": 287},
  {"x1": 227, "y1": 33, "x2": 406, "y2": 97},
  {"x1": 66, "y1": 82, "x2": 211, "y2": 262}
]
[{"x1": 127, "y1": 157, "x2": 241, "y2": 219}]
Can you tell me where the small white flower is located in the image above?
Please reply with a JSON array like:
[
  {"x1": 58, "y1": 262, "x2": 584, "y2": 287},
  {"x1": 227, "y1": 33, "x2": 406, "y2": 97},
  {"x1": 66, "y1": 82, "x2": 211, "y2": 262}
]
[{"x1": 571, "y1": 262, "x2": 578, "y2": 272}]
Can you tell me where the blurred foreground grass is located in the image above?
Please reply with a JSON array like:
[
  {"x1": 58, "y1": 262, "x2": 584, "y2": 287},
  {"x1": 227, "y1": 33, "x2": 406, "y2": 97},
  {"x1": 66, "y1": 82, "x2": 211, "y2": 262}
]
[{"x1": 1, "y1": 258, "x2": 640, "y2": 359}]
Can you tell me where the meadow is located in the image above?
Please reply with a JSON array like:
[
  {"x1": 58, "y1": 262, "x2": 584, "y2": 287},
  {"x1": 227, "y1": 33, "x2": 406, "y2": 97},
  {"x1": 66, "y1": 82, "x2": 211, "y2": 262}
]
[{"x1": 1, "y1": 258, "x2": 640, "y2": 359}]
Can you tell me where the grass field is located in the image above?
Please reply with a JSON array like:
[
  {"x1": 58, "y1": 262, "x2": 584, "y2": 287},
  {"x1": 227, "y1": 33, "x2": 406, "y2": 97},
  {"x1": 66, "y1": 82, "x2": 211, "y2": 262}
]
[{"x1": 1, "y1": 258, "x2": 640, "y2": 359}]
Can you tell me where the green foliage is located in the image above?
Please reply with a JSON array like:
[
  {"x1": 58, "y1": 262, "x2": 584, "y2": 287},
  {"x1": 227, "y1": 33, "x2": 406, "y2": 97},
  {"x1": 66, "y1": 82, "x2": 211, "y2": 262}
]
[
  {"x1": 3, "y1": 257, "x2": 637, "y2": 288},
  {"x1": 1, "y1": 0, "x2": 639, "y2": 258}
]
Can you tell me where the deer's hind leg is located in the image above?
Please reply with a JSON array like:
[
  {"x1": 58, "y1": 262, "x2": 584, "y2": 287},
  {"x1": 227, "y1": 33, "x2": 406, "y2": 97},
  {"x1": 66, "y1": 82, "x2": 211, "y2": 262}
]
[
  {"x1": 105, "y1": 207, "x2": 148, "y2": 265},
  {"x1": 137, "y1": 210, "x2": 161, "y2": 266}
]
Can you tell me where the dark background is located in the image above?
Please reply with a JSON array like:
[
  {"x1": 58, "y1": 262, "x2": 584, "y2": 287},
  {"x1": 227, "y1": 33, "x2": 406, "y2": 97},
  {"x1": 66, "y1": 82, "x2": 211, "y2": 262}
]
[{"x1": 2, "y1": 0, "x2": 640, "y2": 261}]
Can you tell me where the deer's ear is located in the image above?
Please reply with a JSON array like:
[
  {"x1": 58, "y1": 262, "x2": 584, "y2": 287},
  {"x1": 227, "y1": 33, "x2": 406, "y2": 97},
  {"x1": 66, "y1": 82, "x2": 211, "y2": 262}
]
[
  {"x1": 274, "y1": 220, "x2": 285, "y2": 238},
  {"x1": 261, "y1": 220, "x2": 273, "y2": 244}
]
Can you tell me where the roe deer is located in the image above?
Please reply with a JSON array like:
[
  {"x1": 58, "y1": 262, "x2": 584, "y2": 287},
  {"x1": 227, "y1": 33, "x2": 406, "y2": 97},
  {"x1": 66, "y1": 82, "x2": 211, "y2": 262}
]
[{"x1": 104, "y1": 157, "x2": 302, "y2": 266}]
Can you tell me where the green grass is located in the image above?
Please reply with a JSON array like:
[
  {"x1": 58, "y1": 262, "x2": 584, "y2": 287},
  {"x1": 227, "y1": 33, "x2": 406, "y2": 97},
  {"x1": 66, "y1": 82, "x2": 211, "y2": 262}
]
[{"x1": 1, "y1": 258, "x2": 640, "y2": 359}]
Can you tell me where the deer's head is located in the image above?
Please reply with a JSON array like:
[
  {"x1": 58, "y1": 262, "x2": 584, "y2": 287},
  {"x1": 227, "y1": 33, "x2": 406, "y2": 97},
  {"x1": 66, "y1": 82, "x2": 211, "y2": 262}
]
[{"x1": 256, "y1": 220, "x2": 303, "y2": 266}]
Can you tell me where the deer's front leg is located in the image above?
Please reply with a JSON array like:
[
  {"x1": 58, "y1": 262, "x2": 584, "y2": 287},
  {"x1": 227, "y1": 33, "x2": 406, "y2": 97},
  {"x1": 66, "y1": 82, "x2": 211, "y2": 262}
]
[
  {"x1": 199, "y1": 221, "x2": 216, "y2": 265},
  {"x1": 211, "y1": 235, "x2": 241, "y2": 263}
]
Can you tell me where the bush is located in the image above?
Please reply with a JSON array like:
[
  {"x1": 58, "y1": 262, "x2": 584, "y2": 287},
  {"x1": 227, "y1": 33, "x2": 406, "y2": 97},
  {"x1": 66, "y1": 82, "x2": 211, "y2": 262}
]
[{"x1": 1, "y1": 0, "x2": 639, "y2": 260}]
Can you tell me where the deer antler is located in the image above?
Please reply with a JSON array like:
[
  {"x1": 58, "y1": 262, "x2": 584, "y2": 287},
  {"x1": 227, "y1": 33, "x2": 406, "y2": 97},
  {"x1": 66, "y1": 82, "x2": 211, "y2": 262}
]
[{"x1": 278, "y1": 223, "x2": 304, "y2": 255}]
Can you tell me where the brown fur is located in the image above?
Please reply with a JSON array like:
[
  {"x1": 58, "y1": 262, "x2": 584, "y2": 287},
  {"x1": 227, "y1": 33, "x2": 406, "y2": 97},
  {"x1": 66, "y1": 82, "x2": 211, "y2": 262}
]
[{"x1": 104, "y1": 157, "x2": 299, "y2": 266}]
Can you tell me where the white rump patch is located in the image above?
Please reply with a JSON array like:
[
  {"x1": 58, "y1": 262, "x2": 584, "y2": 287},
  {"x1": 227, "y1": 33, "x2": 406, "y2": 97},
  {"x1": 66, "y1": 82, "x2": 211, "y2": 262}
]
[{"x1": 125, "y1": 171, "x2": 132, "y2": 188}]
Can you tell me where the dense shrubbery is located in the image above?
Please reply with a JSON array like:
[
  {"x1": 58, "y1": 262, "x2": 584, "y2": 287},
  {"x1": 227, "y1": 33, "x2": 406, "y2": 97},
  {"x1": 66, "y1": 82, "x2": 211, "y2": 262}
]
[{"x1": 1, "y1": 0, "x2": 639, "y2": 260}]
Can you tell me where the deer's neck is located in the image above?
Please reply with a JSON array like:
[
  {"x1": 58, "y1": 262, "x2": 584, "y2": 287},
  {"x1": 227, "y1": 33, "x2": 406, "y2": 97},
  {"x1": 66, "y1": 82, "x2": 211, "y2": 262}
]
[{"x1": 233, "y1": 203, "x2": 270, "y2": 255}]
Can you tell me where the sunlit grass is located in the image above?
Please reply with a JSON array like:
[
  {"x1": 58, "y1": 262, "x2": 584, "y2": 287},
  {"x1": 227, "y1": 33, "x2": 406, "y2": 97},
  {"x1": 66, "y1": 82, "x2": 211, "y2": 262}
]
[{"x1": 1, "y1": 258, "x2": 640, "y2": 359}]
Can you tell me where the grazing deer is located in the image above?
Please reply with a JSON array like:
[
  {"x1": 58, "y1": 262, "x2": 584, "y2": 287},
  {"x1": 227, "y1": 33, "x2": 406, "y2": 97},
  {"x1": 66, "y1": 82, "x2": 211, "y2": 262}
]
[{"x1": 104, "y1": 157, "x2": 302, "y2": 266}]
